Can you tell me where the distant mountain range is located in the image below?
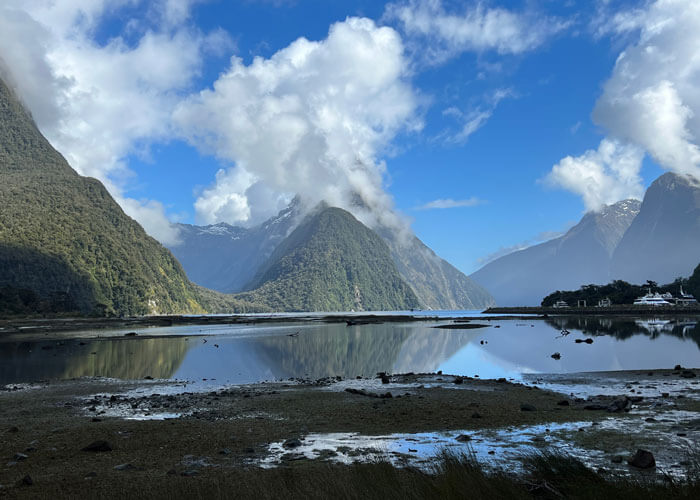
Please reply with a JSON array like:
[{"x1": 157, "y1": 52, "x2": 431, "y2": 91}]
[
  {"x1": 471, "y1": 173, "x2": 700, "y2": 306},
  {"x1": 169, "y1": 204, "x2": 495, "y2": 311}
]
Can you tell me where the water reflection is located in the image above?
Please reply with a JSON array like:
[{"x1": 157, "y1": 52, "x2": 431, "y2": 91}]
[
  {"x1": 0, "y1": 338, "x2": 189, "y2": 384},
  {"x1": 1, "y1": 317, "x2": 699, "y2": 386}
]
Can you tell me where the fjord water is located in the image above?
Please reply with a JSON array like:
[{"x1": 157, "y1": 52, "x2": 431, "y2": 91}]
[{"x1": 1, "y1": 316, "x2": 699, "y2": 386}]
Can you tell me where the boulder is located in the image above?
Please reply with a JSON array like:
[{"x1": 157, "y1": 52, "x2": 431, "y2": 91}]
[{"x1": 627, "y1": 449, "x2": 655, "y2": 469}]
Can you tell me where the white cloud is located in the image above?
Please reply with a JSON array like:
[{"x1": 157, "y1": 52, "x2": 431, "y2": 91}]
[
  {"x1": 0, "y1": 0, "x2": 231, "y2": 244},
  {"x1": 384, "y1": 0, "x2": 569, "y2": 65},
  {"x1": 546, "y1": 139, "x2": 645, "y2": 211},
  {"x1": 592, "y1": 0, "x2": 700, "y2": 178},
  {"x1": 440, "y1": 88, "x2": 514, "y2": 143},
  {"x1": 415, "y1": 197, "x2": 484, "y2": 210},
  {"x1": 549, "y1": 0, "x2": 700, "y2": 208},
  {"x1": 174, "y1": 17, "x2": 421, "y2": 230}
]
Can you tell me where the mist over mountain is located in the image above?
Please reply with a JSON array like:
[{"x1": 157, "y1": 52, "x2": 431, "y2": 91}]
[
  {"x1": 611, "y1": 173, "x2": 700, "y2": 284},
  {"x1": 235, "y1": 206, "x2": 420, "y2": 312},
  {"x1": 470, "y1": 199, "x2": 641, "y2": 306}
]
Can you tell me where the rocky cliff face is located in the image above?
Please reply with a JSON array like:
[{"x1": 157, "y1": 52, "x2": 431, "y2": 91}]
[
  {"x1": 611, "y1": 173, "x2": 700, "y2": 284},
  {"x1": 169, "y1": 200, "x2": 300, "y2": 293},
  {"x1": 470, "y1": 199, "x2": 641, "y2": 306}
]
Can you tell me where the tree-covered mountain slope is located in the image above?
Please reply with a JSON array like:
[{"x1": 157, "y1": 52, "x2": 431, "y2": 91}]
[
  {"x1": 236, "y1": 206, "x2": 420, "y2": 312},
  {"x1": 0, "y1": 76, "x2": 212, "y2": 316}
]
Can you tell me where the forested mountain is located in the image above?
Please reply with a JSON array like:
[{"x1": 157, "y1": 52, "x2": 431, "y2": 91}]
[
  {"x1": 236, "y1": 206, "x2": 420, "y2": 311},
  {"x1": 172, "y1": 200, "x2": 495, "y2": 310},
  {"x1": 0, "y1": 77, "x2": 213, "y2": 316},
  {"x1": 611, "y1": 173, "x2": 700, "y2": 284},
  {"x1": 169, "y1": 200, "x2": 299, "y2": 292},
  {"x1": 470, "y1": 199, "x2": 641, "y2": 306}
]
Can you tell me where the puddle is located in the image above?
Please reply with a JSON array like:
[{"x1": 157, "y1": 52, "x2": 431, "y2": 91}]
[
  {"x1": 524, "y1": 373, "x2": 700, "y2": 401},
  {"x1": 263, "y1": 411, "x2": 700, "y2": 479}
]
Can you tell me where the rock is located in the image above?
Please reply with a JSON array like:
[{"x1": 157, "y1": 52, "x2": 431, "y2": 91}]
[
  {"x1": 113, "y1": 463, "x2": 136, "y2": 471},
  {"x1": 556, "y1": 400, "x2": 570, "y2": 406},
  {"x1": 453, "y1": 376, "x2": 464, "y2": 385},
  {"x1": 81, "y1": 440, "x2": 112, "y2": 452},
  {"x1": 607, "y1": 398, "x2": 631, "y2": 413},
  {"x1": 13, "y1": 453, "x2": 28, "y2": 461},
  {"x1": 283, "y1": 438, "x2": 302, "y2": 449},
  {"x1": 124, "y1": 332, "x2": 137, "y2": 337},
  {"x1": 550, "y1": 352, "x2": 561, "y2": 360},
  {"x1": 520, "y1": 404, "x2": 537, "y2": 411},
  {"x1": 674, "y1": 364, "x2": 683, "y2": 371},
  {"x1": 627, "y1": 449, "x2": 655, "y2": 469},
  {"x1": 611, "y1": 455, "x2": 624, "y2": 464},
  {"x1": 455, "y1": 434, "x2": 471, "y2": 442},
  {"x1": 584, "y1": 404, "x2": 607, "y2": 411},
  {"x1": 380, "y1": 392, "x2": 393, "y2": 399},
  {"x1": 218, "y1": 448, "x2": 232, "y2": 455},
  {"x1": 471, "y1": 412, "x2": 482, "y2": 419},
  {"x1": 645, "y1": 417, "x2": 658, "y2": 423},
  {"x1": 584, "y1": 338, "x2": 593, "y2": 344},
  {"x1": 680, "y1": 370, "x2": 696, "y2": 378},
  {"x1": 17, "y1": 475, "x2": 33, "y2": 486},
  {"x1": 379, "y1": 373, "x2": 391, "y2": 384}
]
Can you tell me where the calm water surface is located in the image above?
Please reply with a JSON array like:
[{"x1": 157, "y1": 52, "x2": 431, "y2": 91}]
[{"x1": 1, "y1": 315, "x2": 699, "y2": 386}]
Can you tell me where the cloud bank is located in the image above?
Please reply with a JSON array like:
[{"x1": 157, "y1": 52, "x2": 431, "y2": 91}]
[
  {"x1": 174, "y1": 17, "x2": 421, "y2": 230},
  {"x1": 0, "y1": 0, "x2": 229, "y2": 244},
  {"x1": 549, "y1": 0, "x2": 700, "y2": 210}
]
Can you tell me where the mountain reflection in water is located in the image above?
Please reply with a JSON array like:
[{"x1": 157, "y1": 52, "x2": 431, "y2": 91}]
[
  {"x1": 1, "y1": 317, "x2": 699, "y2": 386},
  {"x1": 0, "y1": 338, "x2": 189, "y2": 384}
]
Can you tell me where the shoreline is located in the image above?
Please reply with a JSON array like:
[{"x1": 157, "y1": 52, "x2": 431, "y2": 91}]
[{"x1": 3, "y1": 306, "x2": 700, "y2": 338}]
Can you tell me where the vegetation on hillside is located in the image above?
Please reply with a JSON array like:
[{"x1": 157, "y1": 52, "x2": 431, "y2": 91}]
[
  {"x1": 237, "y1": 207, "x2": 420, "y2": 312},
  {"x1": 0, "y1": 78, "x2": 215, "y2": 316}
]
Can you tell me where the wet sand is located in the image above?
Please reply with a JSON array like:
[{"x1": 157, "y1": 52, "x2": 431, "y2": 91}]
[{"x1": 1, "y1": 369, "x2": 699, "y2": 498}]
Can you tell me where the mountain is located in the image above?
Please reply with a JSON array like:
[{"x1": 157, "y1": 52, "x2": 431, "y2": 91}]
[
  {"x1": 235, "y1": 206, "x2": 420, "y2": 311},
  {"x1": 0, "y1": 76, "x2": 213, "y2": 316},
  {"x1": 611, "y1": 172, "x2": 700, "y2": 284},
  {"x1": 169, "y1": 200, "x2": 299, "y2": 292},
  {"x1": 378, "y1": 228, "x2": 494, "y2": 310},
  {"x1": 470, "y1": 199, "x2": 641, "y2": 306}
]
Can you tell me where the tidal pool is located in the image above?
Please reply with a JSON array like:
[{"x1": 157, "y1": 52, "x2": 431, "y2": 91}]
[{"x1": 1, "y1": 315, "x2": 699, "y2": 387}]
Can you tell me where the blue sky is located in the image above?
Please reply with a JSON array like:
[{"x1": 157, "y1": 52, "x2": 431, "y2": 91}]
[{"x1": 1, "y1": 0, "x2": 695, "y2": 274}]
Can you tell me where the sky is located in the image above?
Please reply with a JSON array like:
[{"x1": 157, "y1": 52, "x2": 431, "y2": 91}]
[{"x1": 0, "y1": 0, "x2": 697, "y2": 275}]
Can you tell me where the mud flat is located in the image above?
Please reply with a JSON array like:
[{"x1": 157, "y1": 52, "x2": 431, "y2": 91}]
[{"x1": 1, "y1": 369, "x2": 699, "y2": 498}]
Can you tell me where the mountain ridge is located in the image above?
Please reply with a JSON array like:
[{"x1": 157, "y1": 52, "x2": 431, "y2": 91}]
[{"x1": 470, "y1": 199, "x2": 641, "y2": 306}]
